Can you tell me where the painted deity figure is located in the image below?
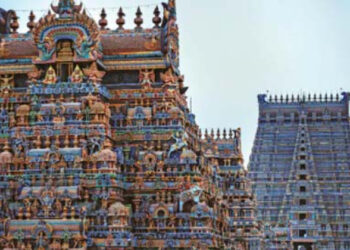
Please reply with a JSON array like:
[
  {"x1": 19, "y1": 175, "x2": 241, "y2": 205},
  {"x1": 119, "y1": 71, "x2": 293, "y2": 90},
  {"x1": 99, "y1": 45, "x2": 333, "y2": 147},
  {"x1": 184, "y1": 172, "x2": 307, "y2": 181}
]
[
  {"x1": 31, "y1": 199, "x2": 39, "y2": 217},
  {"x1": 160, "y1": 68, "x2": 176, "y2": 85},
  {"x1": 0, "y1": 74, "x2": 13, "y2": 106},
  {"x1": 168, "y1": 131, "x2": 188, "y2": 158},
  {"x1": 74, "y1": 36, "x2": 95, "y2": 59},
  {"x1": 139, "y1": 69, "x2": 155, "y2": 88},
  {"x1": 37, "y1": 37, "x2": 56, "y2": 61},
  {"x1": 54, "y1": 199, "x2": 62, "y2": 215},
  {"x1": 54, "y1": 102, "x2": 65, "y2": 118},
  {"x1": 12, "y1": 138, "x2": 28, "y2": 157},
  {"x1": 83, "y1": 62, "x2": 105, "y2": 85},
  {"x1": 168, "y1": 38, "x2": 179, "y2": 71},
  {"x1": 59, "y1": 0, "x2": 74, "y2": 11},
  {"x1": 0, "y1": 74, "x2": 14, "y2": 88},
  {"x1": 29, "y1": 109, "x2": 37, "y2": 125},
  {"x1": 87, "y1": 137, "x2": 102, "y2": 155},
  {"x1": 40, "y1": 188, "x2": 55, "y2": 217},
  {"x1": 234, "y1": 128, "x2": 242, "y2": 152},
  {"x1": 42, "y1": 66, "x2": 57, "y2": 84},
  {"x1": 70, "y1": 65, "x2": 84, "y2": 83},
  {"x1": 36, "y1": 232, "x2": 47, "y2": 250},
  {"x1": 51, "y1": 0, "x2": 82, "y2": 18}
]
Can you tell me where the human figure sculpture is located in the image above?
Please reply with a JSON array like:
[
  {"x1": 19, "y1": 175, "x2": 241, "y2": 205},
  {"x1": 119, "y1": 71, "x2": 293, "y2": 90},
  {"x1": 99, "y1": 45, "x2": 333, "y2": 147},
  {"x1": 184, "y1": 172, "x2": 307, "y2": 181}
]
[
  {"x1": 74, "y1": 36, "x2": 95, "y2": 59},
  {"x1": 42, "y1": 66, "x2": 57, "y2": 84},
  {"x1": 31, "y1": 199, "x2": 39, "y2": 217},
  {"x1": 36, "y1": 232, "x2": 47, "y2": 250},
  {"x1": 160, "y1": 68, "x2": 176, "y2": 85},
  {"x1": 87, "y1": 137, "x2": 102, "y2": 155},
  {"x1": 70, "y1": 65, "x2": 84, "y2": 83},
  {"x1": 168, "y1": 131, "x2": 188, "y2": 158},
  {"x1": 139, "y1": 69, "x2": 155, "y2": 88},
  {"x1": 37, "y1": 37, "x2": 56, "y2": 61},
  {"x1": 52, "y1": 102, "x2": 66, "y2": 124},
  {"x1": 234, "y1": 128, "x2": 242, "y2": 152},
  {"x1": 83, "y1": 62, "x2": 105, "y2": 85},
  {"x1": 54, "y1": 199, "x2": 62, "y2": 215}
]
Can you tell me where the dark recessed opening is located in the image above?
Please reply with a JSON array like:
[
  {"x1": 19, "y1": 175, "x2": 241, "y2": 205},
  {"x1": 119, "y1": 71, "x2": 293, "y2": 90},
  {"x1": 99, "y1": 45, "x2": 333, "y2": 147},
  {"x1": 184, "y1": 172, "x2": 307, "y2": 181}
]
[
  {"x1": 299, "y1": 229, "x2": 307, "y2": 237},
  {"x1": 299, "y1": 199, "x2": 307, "y2": 206},
  {"x1": 60, "y1": 63, "x2": 70, "y2": 82},
  {"x1": 157, "y1": 210, "x2": 165, "y2": 218}
]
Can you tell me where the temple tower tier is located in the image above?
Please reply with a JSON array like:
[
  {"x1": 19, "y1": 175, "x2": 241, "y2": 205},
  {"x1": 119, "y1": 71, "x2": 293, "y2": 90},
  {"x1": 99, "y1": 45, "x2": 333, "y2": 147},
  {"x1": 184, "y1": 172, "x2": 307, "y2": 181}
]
[{"x1": 249, "y1": 93, "x2": 350, "y2": 250}]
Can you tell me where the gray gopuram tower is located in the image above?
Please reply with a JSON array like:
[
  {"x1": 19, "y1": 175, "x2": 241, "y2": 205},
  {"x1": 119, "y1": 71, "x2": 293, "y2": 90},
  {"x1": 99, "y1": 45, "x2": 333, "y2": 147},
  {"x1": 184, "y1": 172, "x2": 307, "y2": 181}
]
[{"x1": 248, "y1": 93, "x2": 350, "y2": 250}]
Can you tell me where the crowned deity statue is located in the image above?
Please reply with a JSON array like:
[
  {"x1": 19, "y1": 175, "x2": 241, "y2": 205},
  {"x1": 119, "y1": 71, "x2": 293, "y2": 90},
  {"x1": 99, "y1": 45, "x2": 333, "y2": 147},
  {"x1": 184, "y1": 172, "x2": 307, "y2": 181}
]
[
  {"x1": 60, "y1": 0, "x2": 74, "y2": 9},
  {"x1": 70, "y1": 65, "x2": 84, "y2": 83},
  {"x1": 74, "y1": 36, "x2": 96, "y2": 59},
  {"x1": 42, "y1": 66, "x2": 57, "y2": 84},
  {"x1": 37, "y1": 37, "x2": 56, "y2": 61},
  {"x1": 168, "y1": 131, "x2": 188, "y2": 158},
  {"x1": 51, "y1": 0, "x2": 82, "y2": 19}
]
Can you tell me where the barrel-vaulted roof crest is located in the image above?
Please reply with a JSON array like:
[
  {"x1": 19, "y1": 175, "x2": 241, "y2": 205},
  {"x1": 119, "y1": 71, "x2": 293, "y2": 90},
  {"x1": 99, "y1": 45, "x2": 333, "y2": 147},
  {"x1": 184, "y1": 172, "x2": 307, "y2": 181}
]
[{"x1": 32, "y1": 0, "x2": 101, "y2": 64}]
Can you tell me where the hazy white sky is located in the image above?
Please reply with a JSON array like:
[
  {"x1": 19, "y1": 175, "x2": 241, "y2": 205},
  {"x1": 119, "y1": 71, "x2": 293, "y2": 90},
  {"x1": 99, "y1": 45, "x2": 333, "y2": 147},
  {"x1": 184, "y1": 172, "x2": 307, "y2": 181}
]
[{"x1": 2, "y1": 0, "x2": 350, "y2": 162}]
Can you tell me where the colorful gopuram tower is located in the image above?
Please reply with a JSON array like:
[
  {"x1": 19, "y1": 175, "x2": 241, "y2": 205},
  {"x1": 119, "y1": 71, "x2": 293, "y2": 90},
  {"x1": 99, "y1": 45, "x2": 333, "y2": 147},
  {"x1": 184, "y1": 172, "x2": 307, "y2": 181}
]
[
  {"x1": 0, "y1": 0, "x2": 262, "y2": 249},
  {"x1": 249, "y1": 93, "x2": 350, "y2": 250}
]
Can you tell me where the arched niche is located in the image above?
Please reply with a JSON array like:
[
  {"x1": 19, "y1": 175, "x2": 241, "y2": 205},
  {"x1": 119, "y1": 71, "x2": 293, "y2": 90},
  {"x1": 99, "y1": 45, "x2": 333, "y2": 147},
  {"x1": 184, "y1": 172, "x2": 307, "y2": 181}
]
[{"x1": 56, "y1": 39, "x2": 74, "y2": 82}]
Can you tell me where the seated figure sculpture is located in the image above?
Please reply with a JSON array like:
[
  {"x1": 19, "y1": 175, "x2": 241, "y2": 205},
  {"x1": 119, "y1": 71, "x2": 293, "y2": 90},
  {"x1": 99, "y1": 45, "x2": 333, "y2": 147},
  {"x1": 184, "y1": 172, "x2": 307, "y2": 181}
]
[
  {"x1": 42, "y1": 66, "x2": 57, "y2": 84},
  {"x1": 70, "y1": 65, "x2": 84, "y2": 83}
]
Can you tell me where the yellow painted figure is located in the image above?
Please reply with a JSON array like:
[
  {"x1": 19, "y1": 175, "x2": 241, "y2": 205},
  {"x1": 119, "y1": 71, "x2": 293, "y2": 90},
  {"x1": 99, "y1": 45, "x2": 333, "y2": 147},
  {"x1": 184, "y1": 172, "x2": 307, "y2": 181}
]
[
  {"x1": 71, "y1": 65, "x2": 84, "y2": 83},
  {"x1": 42, "y1": 66, "x2": 57, "y2": 84}
]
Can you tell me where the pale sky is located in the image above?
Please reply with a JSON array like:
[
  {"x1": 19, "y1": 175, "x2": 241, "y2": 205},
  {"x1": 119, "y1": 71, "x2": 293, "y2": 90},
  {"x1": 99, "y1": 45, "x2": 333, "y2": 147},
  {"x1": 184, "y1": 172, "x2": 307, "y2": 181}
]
[{"x1": 1, "y1": 0, "x2": 350, "y2": 162}]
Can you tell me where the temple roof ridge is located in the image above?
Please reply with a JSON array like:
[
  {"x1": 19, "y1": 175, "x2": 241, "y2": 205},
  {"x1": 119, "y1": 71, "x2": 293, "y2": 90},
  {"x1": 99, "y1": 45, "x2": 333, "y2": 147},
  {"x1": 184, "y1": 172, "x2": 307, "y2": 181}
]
[{"x1": 258, "y1": 92, "x2": 349, "y2": 105}]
